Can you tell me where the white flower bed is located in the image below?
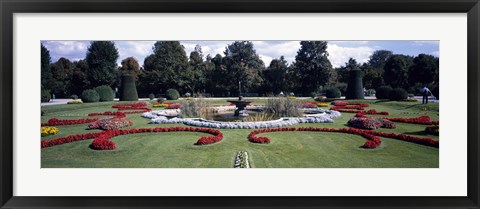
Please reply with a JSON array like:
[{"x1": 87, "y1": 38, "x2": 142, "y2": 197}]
[{"x1": 142, "y1": 109, "x2": 341, "y2": 129}]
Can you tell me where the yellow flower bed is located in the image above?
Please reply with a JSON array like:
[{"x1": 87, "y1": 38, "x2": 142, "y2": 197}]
[
  {"x1": 287, "y1": 96, "x2": 296, "y2": 99},
  {"x1": 41, "y1": 126, "x2": 59, "y2": 137},
  {"x1": 317, "y1": 102, "x2": 329, "y2": 107},
  {"x1": 153, "y1": 103, "x2": 168, "y2": 108},
  {"x1": 67, "y1": 100, "x2": 83, "y2": 104}
]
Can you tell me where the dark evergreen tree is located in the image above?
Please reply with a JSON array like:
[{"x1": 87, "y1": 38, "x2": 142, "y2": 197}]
[
  {"x1": 409, "y1": 54, "x2": 439, "y2": 85},
  {"x1": 120, "y1": 75, "x2": 138, "y2": 101},
  {"x1": 383, "y1": 55, "x2": 413, "y2": 89},
  {"x1": 346, "y1": 70, "x2": 365, "y2": 99},
  {"x1": 50, "y1": 57, "x2": 74, "y2": 98},
  {"x1": 263, "y1": 56, "x2": 289, "y2": 95},
  {"x1": 85, "y1": 41, "x2": 119, "y2": 87},
  {"x1": 41, "y1": 44, "x2": 53, "y2": 89},
  {"x1": 293, "y1": 41, "x2": 333, "y2": 95},
  {"x1": 69, "y1": 60, "x2": 90, "y2": 96}
]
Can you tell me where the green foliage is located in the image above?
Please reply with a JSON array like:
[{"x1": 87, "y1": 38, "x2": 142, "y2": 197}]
[
  {"x1": 165, "y1": 88, "x2": 180, "y2": 100},
  {"x1": 383, "y1": 55, "x2": 413, "y2": 89},
  {"x1": 376, "y1": 86, "x2": 392, "y2": 99},
  {"x1": 41, "y1": 44, "x2": 53, "y2": 89},
  {"x1": 120, "y1": 75, "x2": 138, "y2": 101},
  {"x1": 157, "y1": 97, "x2": 165, "y2": 103},
  {"x1": 335, "y1": 83, "x2": 348, "y2": 96},
  {"x1": 181, "y1": 45, "x2": 207, "y2": 94},
  {"x1": 71, "y1": 95, "x2": 78, "y2": 100},
  {"x1": 50, "y1": 57, "x2": 74, "y2": 98},
  {"x1": 140, "y1": 41, "x2": 189, "y2": 95},
  {"x1": 41, "y1": 88, "x2": 51, "y2": 103},
  {"x1": 223, "y1": 41, "x2": 265, "y2": 94},
  {"x1": 265, "y1": 97, "x2": 302, "y2": 117},
  {"x1": 293, "y1": 41, "x2": 333, "y2": 94},
  {"x1": 409, "y1": 54, "x2": 439, "y2": 85},
  {"x1": 180, "y1": 98, "x2": 213, "y2": 118},
  {"x1": 81, "y1": 89, "x2": 100, "y2": 103},
  {"x1": 86, "y1": 41, "x2": 119, "y2": 87},
  {"x1": 389, "y1": 88, "x2": 408, "y2": 101},
  {"x1": 120, "y1": 57, "x2": 141, "y2": 77},
  {"x1": 368, "y1": 50, "x2": 393, "y2": 69},
  {"x1": 148, "y1": 93, "x2": 155, "y2": 100},
  {"x1": 346, "y1": 69, "x2": 365, "y2": 100},
  {"x1": 432, "y1": 85, "x2": 439, "y2": 99},
  {"x1": 325, "y1": 87, "x2": 341, "y2": 98},
  {"x1": 69, "y1": 60, "x2": 90, "y2": 96},
  {"x1": 95, "y1": 85, "x2": 115, "y2": 101},
  {"x1": 263, "y1": 56, "x2": 289, "y2": 94}
]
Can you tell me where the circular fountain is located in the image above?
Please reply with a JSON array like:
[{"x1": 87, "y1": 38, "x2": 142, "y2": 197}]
[{"x1": 226, "y1": 96, "x2": 252, "y2": 117}]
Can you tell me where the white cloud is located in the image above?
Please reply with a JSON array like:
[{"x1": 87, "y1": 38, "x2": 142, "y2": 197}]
[
  {"x1": 429, "y1": 51, "x2": 440, "y2": 57},
  {"x1": 327, "y1": 43, "x2": 374, "y2": 68}
]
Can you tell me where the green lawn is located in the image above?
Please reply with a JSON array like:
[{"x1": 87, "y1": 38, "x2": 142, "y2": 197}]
[{"x1": 41, "y1": 99, "x2": 439, "y2": 168}]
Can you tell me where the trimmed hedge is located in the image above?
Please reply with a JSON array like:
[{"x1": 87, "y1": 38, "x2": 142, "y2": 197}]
[
  {"x1": 41, "y1": 89, "x2": 51, "y2": 103},
  {"x1": 389, "y1": 88, "x2": 408, "y2": 101},
  {"x1": 325, "y1": 87, "x2": 341, "y2": 98},
  {"x1": 81, "y1": 89, "x2": 100, "y2": 103},
  {"x1": 95, "y1": 85, "x2": 115, "y2": 101},
  {"x1": 120, "y1": 75, "x2": 138, "y2": 101},
  {"x1": 376, "y1": 86, "x2": 392, "y2": 100},
  {"x1": 166, "y1": 88, "x2": 180, "y2": 100},
  {"x1": 148, "y1": 93, "x2": 155, "y2": 100},
  {"x1": 346, "y1": 70, "x2": 364, "y2": 99}
]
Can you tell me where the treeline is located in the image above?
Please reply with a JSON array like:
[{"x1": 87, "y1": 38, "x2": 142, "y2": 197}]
[{"x1": 41, "y1": 41, "x2": 439, "y2": 98}]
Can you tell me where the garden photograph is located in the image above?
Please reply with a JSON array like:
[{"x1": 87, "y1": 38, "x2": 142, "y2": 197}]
[{"x1": 40, "y1": 40, "x2": 440, "y2": 168}]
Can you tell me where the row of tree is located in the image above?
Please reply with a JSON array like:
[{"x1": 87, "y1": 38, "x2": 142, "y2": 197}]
[{"x1": 41, "y1": 41, "x2": 439, "y2": 98}]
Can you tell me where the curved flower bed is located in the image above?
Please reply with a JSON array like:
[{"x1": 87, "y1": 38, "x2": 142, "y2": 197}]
[
  {"x1": 143, "y1": 109, "x2": 342, "y2": 129},
  {"x1": 247, "y1": 127, "x2": 438, "y2": 149},
  {"x1": 87, "y1": 117, "x2": 133, "y2": 130},
  {"x1": 384, "y1": 116, "x2": 439, "y2": 125},
  {"x1": 41, "y1": 127, "x2": 224, "y2": 150},
  {"x1": 329, "y1": 101, "x2": 388, "y2": 115}
]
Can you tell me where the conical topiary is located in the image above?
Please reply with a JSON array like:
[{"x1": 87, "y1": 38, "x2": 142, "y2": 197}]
[
  {"x1": 120, "y1": 75, "x2": 138, "y2": 101},
  {"x1": 346, "y1": 70, "x2": 365, "y2": 100}
]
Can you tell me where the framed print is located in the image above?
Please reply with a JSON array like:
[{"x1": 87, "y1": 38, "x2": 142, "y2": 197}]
[{"x1": 1, "y1": 0, "x2": 479, "y2": 208}]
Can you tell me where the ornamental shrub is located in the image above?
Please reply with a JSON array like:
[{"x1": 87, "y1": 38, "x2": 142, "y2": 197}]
[
  {"x1": 376, "y1": 86, "x2": 392, "y2": 99},
  {"x1": 148, "y1": 93, "x2": 155, "y2": 100},
  {"x1": 325, "y1": 87, "x2": 341, "y2": 98},
  {"x1": 41, "y1": 89, "x2": 51, "y2": 103},
  {"x1": 81, "y1": 89, "x2": 100, "y2": 103},
  {"x1": 157, "y1": 97, "x2": 165, "y2": 103},
  {"x1": 95, "y1": 85, "x2": 115, "y2": 101},
  {"x1": 346, "y1": 70, "x2": 365, "y2": 99},
  {"x1": 71, "y1": 94, "x2": 78, "y2": 100},
  {"x1": 389, "y1": 88, "x2": 408, "y2": 101},
  {"x1": 120, "y1": 75, "x2": 138, "y2": 101},
  {"x1": 165, "y1": 88, "x2": 180, "y2": 100}
]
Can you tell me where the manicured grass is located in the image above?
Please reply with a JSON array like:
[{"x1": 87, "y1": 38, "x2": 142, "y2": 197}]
[{"x1": 41, "y1": 99, "x2": 439, "y2": 168}]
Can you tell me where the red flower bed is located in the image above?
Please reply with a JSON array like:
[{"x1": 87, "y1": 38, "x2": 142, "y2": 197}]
[
  {"x1": 41, "y1": 118, "x2": 99, "y2": 126},
  {"x1": 347, "y1": 117, "x2": 394, "y2": 130},
  {"x1": 247, "y1": 127, "x2": 437, "y2": 149},
  {"x1": 331, "y1": 101, "x2": 369, "y2": 107},
  {"x1": 112, "y1": 102, "x2": 152, "y2": 114},
  {"x1": 384, "y1": 116, "x2": 439, "y2": 125},
  {"x1": 330, "y1": 105, "x2": 365, "y2": 111},
  {"x1": 298, "y1": 102, "x2": 318, "y2": 108},
  {"x1": 88, "y1": 111, "x2": 126, "y2": 117},
  {"x1": 329, "y1": 101, "x2": 386, "y2": 115},
  {"x1": 41, "y1": 127, "x2": 224, "y2": 150}
]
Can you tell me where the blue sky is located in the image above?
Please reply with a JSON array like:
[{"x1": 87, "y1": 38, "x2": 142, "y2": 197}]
[{"x1": 41, "y1": 40, "x2": 439, "y2": 68}]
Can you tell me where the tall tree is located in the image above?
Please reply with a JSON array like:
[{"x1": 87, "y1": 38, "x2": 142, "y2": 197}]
[
  {"x1": 85, "y1": 41, "x2": 119, "y2": 88},
  {"x1": 120, "y1": 57, "x2": 142, "y2": 78},
  {"x1": 69, "y1": 60, "x2": 90, "y2": 96},
  {"x1": 41, "y1": 44, "x2": 53, "y2": 89},
  {"x1": 293, "y1": 41, "x2": 333, "y2": 94},
  {"x1": 183, "y1": 45, "x2": 207, "y2": 94},
  {"x1": 409, "y1": 54, "x2": 439, "y2": 85},
  {"x1": 368, "y1": 50, "x2": 393, "y2": 70},
  {"x1": 263, "y1": 56, "x2": 289, "y2": 94},
  {"x1": 383, "y1": 55, "x2": 413, "y2": 89},
  {"x1": 140, "y1": 41, "x2": 189, "y2": 95},
  {"x1": 223, "y1": 41, "x2": 265, "y2": 95},
  {"x1": 50, "y1": 57, "x2": 74, "y2": 98},
  {"x1": 204, "y1": 54, "x2": 229, "y2": 96}
]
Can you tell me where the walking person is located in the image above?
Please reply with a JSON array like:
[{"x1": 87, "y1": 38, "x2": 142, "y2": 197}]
[{"x1": 421, "y1": 86, "x2": 431, "y2": 104}]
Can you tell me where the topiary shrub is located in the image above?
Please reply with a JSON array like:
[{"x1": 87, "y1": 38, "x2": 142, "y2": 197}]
[
  {"x1": 389, "y1": 88, "x2": 408, "y2": 101},
  {"x1": 81, "y1": 89, "x2": 100, "y2": 103},
  {"x1": 95, "y1": 85, "x2": 115, "y2": 101},
  {"x1": 41, "y1": 89, "x2": 51, "y2": 103},
  {"x1": 148, "y1": 93, "x2": 155, "y2": 100},
  {"x1": 71, "y1": 94, "x2": 78, "y2": 100},
  {"x1": 120, "y1": 75, "x2": 138, "y2": 101},
  {"x1": 376, "y1": 86, "x2": 392, "y2": 100},
  {"x1": 325, "y1": 87, "x2": 341, "y2": 98},
  {"x1": 346, "y1": 70, "x2": 365, "y2": 99},
  {"x1": 165, "y1": 88, "x2": 180, "y2": 100}
]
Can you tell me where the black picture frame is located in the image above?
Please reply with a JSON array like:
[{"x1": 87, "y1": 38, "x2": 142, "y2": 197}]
[{"x1": 1, "y1": 0, "x2": 479, "y2": 208}]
